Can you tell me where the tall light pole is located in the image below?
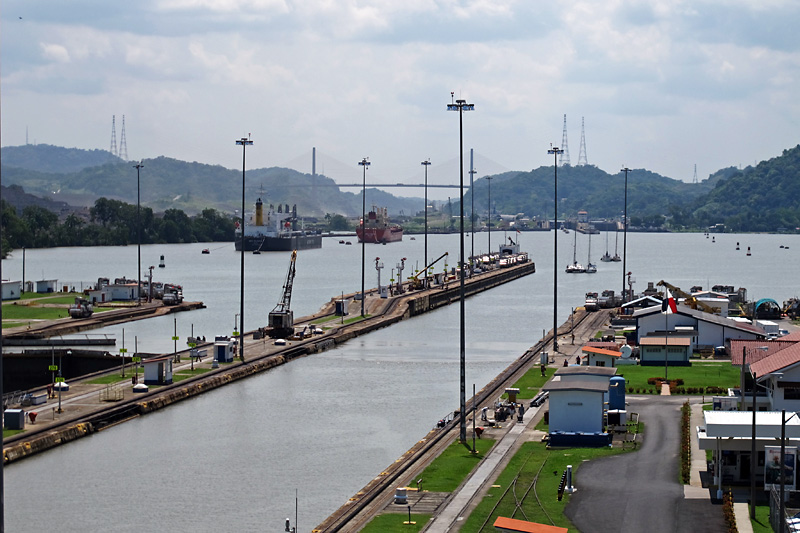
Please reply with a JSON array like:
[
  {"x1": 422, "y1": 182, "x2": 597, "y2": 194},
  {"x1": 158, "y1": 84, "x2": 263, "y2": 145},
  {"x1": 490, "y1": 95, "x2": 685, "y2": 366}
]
[
  {"x1": 621, "y1": 166, "x2": 630, "y2": 303},
  {"x1": 133, "y1": 162, "x2": 144, "y2": 307},
  {"x1": 358, "y1": 158, "x2": 370, "y2": 317},
  {"x1": 422, "y1": 159, "x2": 431, "y2": 288},
  {"x1": 236, "y1": 136, "x2": 253, "y2": 363},
  {"x1": 447, "y1": 93, "x2": 474, "y2": 443},
  {"x1": 548, "y1": 146, "x2": 563, "y2": 353},
  {"x1": 486, "y1": 175, "x2": 493, "y2": 257},
  {"x1": 469, "y1": 149, "x2": 476, "y2": 268}
]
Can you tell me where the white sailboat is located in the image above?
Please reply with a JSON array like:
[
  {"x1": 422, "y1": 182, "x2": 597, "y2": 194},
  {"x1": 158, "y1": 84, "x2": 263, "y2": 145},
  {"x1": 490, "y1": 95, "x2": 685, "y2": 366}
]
[
  {"x1": 600, "y1": 231, "x2": 613, "y2": 262},
  {"x1": 566, "y1": 229, "x2": 586, "y2": 273},
  {"x1": 611, "y1": 229, "x2": 621, "y2": 262},
  {"x1": 586, "y1": 232, "x2": 597, "y2": 273}
]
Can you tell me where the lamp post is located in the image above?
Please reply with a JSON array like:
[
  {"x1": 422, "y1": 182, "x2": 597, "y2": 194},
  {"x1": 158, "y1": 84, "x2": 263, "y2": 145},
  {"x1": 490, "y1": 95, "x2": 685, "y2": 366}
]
[
  {"x1": 236, "y1": 137, "x2": 253, "y2": 363},
  {"x1": 548, "y1": 146, "x2": 563, "y2": 353},
  {"x1": 486, "y1": 175, "x2": 493, "y2": 260},
  {"x1": 133, "y1": 162, "x2": 144, "y2": 306},
  {"x1": 747, "y1": 346, "x2": 768, "y2": 518},
  {"x1": 469, "y1": 150, "x2": 476, "y2": 269},
  {"x1": 58, "y1": 350, "x2": 69, "y2": 413},
  {"x1": 422, "y1": 159, "x2": 431, "y2": 288},
  {"x1": 621, "y1": 167, "x2": 630, "y2": 303},
  {"x1": 780, "y1": 409, "x2": 798, "y2": 533},
  {"x1": 358, "y1": 158, "x2": 370, "y2": 317},
  {"x1": 447, "y1": 93, "x2": 474, "y2": 443}
]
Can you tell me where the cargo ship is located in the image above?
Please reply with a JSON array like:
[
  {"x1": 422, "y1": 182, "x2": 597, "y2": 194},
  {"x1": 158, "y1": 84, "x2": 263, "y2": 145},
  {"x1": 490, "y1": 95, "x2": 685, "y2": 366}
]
[
  {"x1": 234, "y1": 198, "x2": 322, "y2": 252},
  {"x1": 356, "y1": 205, "x2": 403, "y2": 244}
]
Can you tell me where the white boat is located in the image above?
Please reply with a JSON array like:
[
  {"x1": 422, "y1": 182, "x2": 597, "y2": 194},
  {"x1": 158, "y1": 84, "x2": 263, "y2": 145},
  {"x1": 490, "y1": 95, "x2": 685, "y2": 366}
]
[
  {"x1": 566, "y1": 230, "x2": 586, "y2": 273},
  {"x1": 586, "y1": 233, "x2": 597, "y2": 273},
  {"x1": 611, "y1": 230, "x2": 621, "y2": 262},
  {"x1": 600, "y1": 232, "x2": 613, "y2": 262}
]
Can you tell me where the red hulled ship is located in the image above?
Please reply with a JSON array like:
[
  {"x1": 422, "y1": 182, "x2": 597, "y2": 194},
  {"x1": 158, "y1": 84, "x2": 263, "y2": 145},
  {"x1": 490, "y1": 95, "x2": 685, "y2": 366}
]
[{"x1": 356, "y1": 205, "x2": 403, "y2": 244}]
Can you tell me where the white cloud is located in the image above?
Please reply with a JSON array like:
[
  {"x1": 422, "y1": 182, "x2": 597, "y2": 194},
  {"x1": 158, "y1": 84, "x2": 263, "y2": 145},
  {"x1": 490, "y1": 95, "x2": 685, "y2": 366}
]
[
  {"x1": 1, "y1": 0, "x2": 799, "y2": 186},
  {"x1": 40, "y1": 43, "x2": 70, "y2": 63}
]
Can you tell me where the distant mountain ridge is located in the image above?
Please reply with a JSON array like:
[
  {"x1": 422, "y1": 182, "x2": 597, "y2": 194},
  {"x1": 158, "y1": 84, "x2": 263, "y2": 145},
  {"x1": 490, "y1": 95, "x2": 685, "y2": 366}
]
[
  {"x1": 2, "y1": 143, "x2": 799, "y2": 232},
  {"x1": 0, "y1": 145, "x2": 422, "y2": 218}
]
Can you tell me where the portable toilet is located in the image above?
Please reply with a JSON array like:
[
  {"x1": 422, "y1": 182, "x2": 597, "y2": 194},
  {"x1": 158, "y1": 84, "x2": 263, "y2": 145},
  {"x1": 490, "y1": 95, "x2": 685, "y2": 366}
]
[
  {"x1": 609, "y1": 376, "x2": 626, "y2": 410},
  {"x1": 4, "y1": 409, "x2": 25, "y2": 430},
  {"x1": 335, "y1": 299, "x2": 349, "y2": 316}
]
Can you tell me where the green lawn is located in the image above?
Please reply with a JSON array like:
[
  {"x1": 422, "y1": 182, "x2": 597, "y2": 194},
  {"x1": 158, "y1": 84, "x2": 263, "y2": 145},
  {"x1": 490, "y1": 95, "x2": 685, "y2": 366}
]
[
  {"x1": 507, "y1": 367, "x2": 557, "y2": 400},
  {"x1": 415, "y1": 439, "x2": 496, "y2": 492},
  {"x1": 2, "y1": 305, "x2": 71, "y2": 320},
  {"x1": 3, "y1": 429, "x2": 25, "y2": 439},
  {"x1": 460, "y1": 441, "x2": 627, "y2": 533},
  {"x1": 360, "y1": 513, "x2": 432, "y2": 533},
  {"x1": 613, "y1": 362, "x2": 739, "y2": 392},
  {"x1": 750, "y1": 505, "x2": 772, "y2": 533},
  {"x1": 86, "y1": 374, "x2": 129, "y2": 385}
]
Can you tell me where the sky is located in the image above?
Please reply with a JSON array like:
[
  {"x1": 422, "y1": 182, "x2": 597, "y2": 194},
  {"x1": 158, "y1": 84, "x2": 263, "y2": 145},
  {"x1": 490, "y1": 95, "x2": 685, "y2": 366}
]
[{"x1": 2, "y1": 0, "x2": 799, "y2": 197}]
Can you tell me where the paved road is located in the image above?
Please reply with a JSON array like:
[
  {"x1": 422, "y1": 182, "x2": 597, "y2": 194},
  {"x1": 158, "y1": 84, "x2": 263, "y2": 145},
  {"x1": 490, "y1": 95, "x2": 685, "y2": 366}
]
[{"x1": 565, "y1": 396, "x2": 726, "y2": 533}]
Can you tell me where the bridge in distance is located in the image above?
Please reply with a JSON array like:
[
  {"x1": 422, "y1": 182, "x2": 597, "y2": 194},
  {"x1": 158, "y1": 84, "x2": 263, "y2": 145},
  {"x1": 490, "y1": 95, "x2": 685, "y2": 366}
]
[{"x1": 319, "y1": 183, "x2": 461, "y2": 189}]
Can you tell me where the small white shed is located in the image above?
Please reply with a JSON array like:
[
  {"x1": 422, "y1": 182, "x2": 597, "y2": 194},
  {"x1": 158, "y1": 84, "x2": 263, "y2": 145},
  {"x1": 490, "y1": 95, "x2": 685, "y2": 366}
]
[
  {"x1": 143, "y1": 356, "x2": 173, "y2": 385},
  {"x1": 36, "y1": 279, "x2": 58, "y2": 293},
  {"x1": 2, "y1": 280, "x2": 23, "y2": 301}
]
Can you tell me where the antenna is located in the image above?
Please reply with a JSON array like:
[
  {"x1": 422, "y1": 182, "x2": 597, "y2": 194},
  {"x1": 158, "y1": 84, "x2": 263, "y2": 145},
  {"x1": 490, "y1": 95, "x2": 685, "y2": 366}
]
[
  {"x1": 577, "y1": 117, "x2": 588, "y2": 166},
  {"x1": 693, "y1": 163, "x2": 698, "y2": 184},
  {"x1": 559, "y1": 114, "x2": 570, "y2": 166},
  {"x1": 119, "y1": 115, "x2": 128, "y2": 161},
  {"x1": 110, "y1": 115, "x2": 118, "y2": 157}
]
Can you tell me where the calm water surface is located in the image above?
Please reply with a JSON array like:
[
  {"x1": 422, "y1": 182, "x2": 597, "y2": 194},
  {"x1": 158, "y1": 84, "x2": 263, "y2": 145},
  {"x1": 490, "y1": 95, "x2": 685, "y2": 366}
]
[{"x1": 2, "y1": 232, "x2": 798, "y2": 531}]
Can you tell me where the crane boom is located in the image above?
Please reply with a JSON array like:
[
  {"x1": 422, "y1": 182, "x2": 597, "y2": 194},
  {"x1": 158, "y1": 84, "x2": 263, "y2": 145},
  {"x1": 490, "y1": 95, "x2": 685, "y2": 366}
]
[
  {"x1": 268, "y1": 251, "x2": 297, "y2": 338},
  {"x1": 656, "y1": 280, "x2": 721, "y2": 314},
  {"x1": 273, "y1": 250, "x2": 297, "y2": 314}
]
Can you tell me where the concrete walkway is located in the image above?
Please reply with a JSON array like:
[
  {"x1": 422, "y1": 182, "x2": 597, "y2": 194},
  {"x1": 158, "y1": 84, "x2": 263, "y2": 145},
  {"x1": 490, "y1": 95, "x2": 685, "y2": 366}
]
[
  {"x1": 689, "y1": 401, "x2": 754, "y2": 533},
  {"x1": 423, "y1": 403, "x2": 545, "y2": 532}
]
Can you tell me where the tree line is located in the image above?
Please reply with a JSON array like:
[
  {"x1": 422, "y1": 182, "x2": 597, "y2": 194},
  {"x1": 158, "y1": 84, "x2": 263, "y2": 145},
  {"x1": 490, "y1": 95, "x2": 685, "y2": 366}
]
[{"x1": 1, "y1": 197, "x2": 234, "y2": 258}]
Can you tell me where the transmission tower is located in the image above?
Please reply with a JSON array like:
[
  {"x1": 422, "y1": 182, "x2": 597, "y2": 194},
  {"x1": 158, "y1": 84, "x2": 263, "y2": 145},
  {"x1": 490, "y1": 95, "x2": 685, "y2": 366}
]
[
  {"x1": 119, "y1": 115, "x2": 128, "y2": 161},
  {"x1": 559, "y1": 114, "x2": 570, "y2": 166},
  {"x1": 693, "y1": 163, "x2": 698, "y2": 184},
  {"x1": 577, "y1": 117, "x2": 588, "y2": 166},
  {"x1": 110, "y1": 115, "x2": 117, "y2": 157}
]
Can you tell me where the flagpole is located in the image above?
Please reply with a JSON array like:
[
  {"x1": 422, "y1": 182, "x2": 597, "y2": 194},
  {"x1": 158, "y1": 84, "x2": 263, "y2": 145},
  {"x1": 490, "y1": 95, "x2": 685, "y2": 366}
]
[{"x1": 665, "y1": 300, "x2": 668, "y2": 381}]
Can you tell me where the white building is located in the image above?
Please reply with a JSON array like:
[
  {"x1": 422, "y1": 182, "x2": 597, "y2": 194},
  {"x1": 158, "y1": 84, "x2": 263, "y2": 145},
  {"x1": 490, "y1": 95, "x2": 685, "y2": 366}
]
[
  {"x1": 542, "y1": 366, "x2": 616, "y2": 447},
  {"x1": 2, "y1": 280, "x2": 22, "y2": 300},
  {"x1": 634, "y1": 305, "x2": 764, "y2": 353}
]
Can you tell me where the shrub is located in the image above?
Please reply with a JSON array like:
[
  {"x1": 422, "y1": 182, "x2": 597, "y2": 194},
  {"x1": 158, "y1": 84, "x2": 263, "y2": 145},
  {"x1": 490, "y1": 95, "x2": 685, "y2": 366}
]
[
  {"x1": 722, "y1": 490, "x2": 737, "y2": 532},
  {"x1": 680, "y1": 401, "x2": 691, "y2": 483}
]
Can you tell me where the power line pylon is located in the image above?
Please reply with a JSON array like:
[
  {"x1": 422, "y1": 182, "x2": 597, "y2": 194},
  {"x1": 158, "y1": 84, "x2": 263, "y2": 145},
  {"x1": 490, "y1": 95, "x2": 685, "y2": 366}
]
[
  {"x1": 578, "y1": 117, "x2": 588, "y2": 166},
  {"x1": 110, "y1": 115, "x2": 117, "y2": 157},
  {"x1": 120, "y1": 115, "x2": 128, "y2": 161},
  {"x1": 559, "y1": 114, "x2": 570, "y2": 166}
]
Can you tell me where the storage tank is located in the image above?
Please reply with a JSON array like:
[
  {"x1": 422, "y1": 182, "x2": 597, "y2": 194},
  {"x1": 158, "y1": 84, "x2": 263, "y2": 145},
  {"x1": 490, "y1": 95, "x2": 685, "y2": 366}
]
[{"x1": 609, "y1": 376, "x2": 626, "y2": 410}]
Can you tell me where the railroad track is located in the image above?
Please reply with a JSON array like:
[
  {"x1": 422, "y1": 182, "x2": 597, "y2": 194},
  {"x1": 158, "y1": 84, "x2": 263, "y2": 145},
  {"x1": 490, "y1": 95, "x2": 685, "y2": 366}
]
[{"x1": 315, "y1": 308, "x2": 608, "y2": 532}]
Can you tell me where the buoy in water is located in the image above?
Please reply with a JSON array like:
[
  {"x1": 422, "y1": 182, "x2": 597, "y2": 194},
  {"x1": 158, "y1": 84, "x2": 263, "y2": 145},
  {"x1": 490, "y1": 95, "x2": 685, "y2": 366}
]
[{"x1": 747, "y1": 246, "x2": 751, "y2": 256}]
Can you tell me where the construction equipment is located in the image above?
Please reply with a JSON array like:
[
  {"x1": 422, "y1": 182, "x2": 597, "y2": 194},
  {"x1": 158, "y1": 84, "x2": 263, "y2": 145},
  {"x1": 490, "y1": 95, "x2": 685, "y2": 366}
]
[
  {"x1": 410, "y1": 252, "x2": 449, "y2": 290},
  {"x1": 784, "y1": 298, "x2": 800, "y2": 320},
  {"x1": 268, "y1": 250, "x2": 297, "y2": 338},
  {"x1": 656, "y1": 280, "x2": 721, "y2": 315},
  {"x1": 68, "y1": 297, "x2": 93, "y2": 319}
]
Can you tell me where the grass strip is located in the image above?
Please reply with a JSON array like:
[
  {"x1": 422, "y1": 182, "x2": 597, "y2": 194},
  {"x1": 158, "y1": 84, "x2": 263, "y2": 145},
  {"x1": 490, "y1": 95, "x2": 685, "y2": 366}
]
[
  {"x1": 460, "y1": 441, "x2": 626, "y2": 533},
  {"x1": 415, "y1": 439, "x2": 496, "y2": 492},
  {"x1": 360, "y1": 512, "x2": 432, "y2": 532}
]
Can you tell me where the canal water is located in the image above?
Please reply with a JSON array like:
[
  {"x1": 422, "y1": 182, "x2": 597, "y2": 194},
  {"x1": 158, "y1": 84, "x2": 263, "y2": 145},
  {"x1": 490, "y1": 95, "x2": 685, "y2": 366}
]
[{"x1": 2, "y1": 232, "x2": 798, "y2": 531}]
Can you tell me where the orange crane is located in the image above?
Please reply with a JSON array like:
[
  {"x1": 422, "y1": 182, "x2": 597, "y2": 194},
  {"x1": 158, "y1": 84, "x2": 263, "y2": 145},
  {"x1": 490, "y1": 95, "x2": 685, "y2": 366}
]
[{"x1": 656, "y1": 280, "x2": 721, "y2": 314}]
